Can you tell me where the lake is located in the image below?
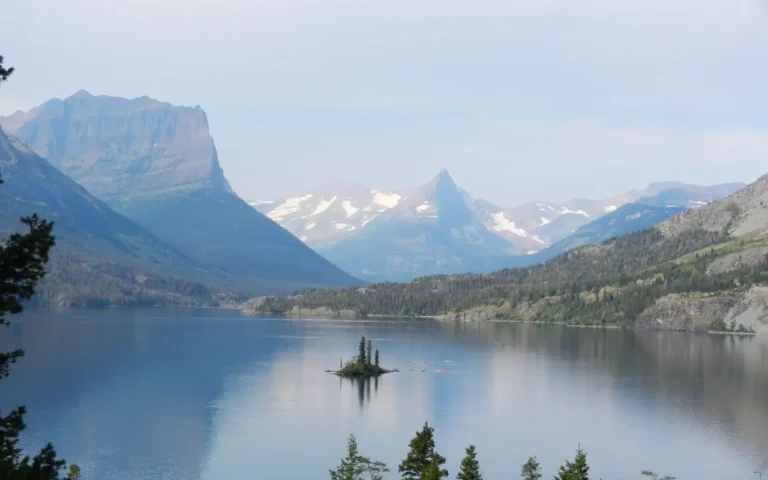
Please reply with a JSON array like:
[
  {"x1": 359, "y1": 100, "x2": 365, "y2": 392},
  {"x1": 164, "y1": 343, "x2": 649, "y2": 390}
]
[{"x1": 1, "y1": 308, "x2": 767, "y2": 479}]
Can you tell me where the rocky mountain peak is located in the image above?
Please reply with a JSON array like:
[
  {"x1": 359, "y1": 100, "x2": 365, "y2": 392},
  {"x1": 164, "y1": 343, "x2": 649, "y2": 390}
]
[{"x1": 3, "y1": 92, "x2": 233, "y2": 210}]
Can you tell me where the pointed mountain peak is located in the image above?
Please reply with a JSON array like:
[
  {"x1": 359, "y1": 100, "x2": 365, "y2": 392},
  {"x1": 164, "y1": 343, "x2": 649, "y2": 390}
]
[
  {"x1": 436, "y1": 168, "x2": 453, "y2": 181},
  {"x1": 69, "y1": 89, "x2": 93, "y2": 99},
  {"x1": 426, "y1": 169, "x2": 458, "y2": 191}
]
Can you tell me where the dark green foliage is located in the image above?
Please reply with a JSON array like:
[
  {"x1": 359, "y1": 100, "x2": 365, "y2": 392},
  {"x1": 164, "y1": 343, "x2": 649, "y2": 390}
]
[
  {"x1": 0, "y1": 214, "x2": 54, "y2": 379},
  {"x1": 456, "y1": 445, "x2": 482, "y2": 480},
  {"x1": 0, "y1": 56, "x2": 13, "y2": 83},
  {"x1": 329, "y1": 435, "x2": 389, "y2": 480},
  {"x1": 641, "y1": 471, "x2": 676, "y2": 480},
  {"x1": 358, "y1": 336, "x2": 367, "y2": 365},
  {"x1": 555, "y1": 448, "x2": 589, "y2": 480},
  {"x1": 521, "y1": 456, "x2": 542, "y2": 480},
  {"x1": 399, "y1": 423, "x2": 448, "y2": 480},
  {"x1": 338, "y1": 337, "x2": 391, "y2": 378},
  {"x1": 421, "y1": 459, "x2": 443, "y2": 480},
  {"x1": 255, "y1": 224, "x2": 768, "y2": 326}
]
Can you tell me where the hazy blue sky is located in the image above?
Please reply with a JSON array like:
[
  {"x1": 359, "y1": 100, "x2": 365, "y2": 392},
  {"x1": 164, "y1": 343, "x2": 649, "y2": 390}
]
[{"x1": 1, "y1": 0, "x2": 767, "y2": 206}]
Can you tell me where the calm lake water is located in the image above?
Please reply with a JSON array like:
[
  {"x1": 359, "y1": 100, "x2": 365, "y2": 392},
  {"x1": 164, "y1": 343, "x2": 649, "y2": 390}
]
[{"x1": 1, "y1": 308, "x2": 768, "y2": 479}]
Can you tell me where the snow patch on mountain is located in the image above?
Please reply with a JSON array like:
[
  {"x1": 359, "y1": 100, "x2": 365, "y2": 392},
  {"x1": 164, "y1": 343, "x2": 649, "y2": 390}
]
[
  {"x1": 341, "y1": 200, "x2": 359, "y2": 218},
  {"x1": 416, "y1": 202, "x2": 431, "y2": 213},
  {"x1": 268, "y1": 194, "x2": 314, "y2": 221},
  {"x1": 311, "y1": 196, "x2": 338, "y2": 216},
  {"x1": 305, "y1": 222, "x2": 316, "y2": 230},
  {"x1": 372, "y1": 190, "x2": 402, "y2": 208},
  {"x1": 540, "y1": 217, "x2": 551, "y2": 226},
  {"x1": 334, "y1": 222, "x2": 356, "y2": 231},
  {"x1": 605, "y1": 205, "x2": 618, "y2": 213},
  {"x1": 560, "y1": 207, "x2": 590, "y2": 217},
  {"x1": 490, "y1": 212, "x2": 527, "y2": 237}
]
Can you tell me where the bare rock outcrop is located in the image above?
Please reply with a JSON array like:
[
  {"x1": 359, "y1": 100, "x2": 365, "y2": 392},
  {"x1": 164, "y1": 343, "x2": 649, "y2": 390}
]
[{"x1": 635, "y1": 293, "x2": 738, "y2": 332}]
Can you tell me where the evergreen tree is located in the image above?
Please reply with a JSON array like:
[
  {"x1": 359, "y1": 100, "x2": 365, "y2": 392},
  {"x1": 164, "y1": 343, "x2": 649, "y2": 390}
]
[
  {"x1": 456, "y1": 445, "x2": 482, "y2": 480},
  {"x1": 0, "y1": 54, "x2": 77, "y2": 480},
  {"x1": 358, "y1": 336, "x2": 367, "y2": 365},
  {"x1": 554, "y1": 448, "x2": 589, "y2": 480},
  {"x1": 421, "y1": 459, "x2": 442, "y2": 480},
  {"x1": 366, "y1": 339, "x2": 373, "y2": 366},
  {"x1": 330, "y1": 435, "x2": 389, "y2": 480},
  {"x1": 398, "y1": 422, "x2": 448, "y2": 480},
  {"x1": 375, "y1": 349, "x2": 380, "y2": 367},
  {"x1": 520, "y1": 457, "x2": 542, "y2": 480}
]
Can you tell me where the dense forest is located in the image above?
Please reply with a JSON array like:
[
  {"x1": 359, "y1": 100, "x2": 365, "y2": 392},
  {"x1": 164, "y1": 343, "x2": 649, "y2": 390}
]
[{"x1": 246, "y1": 222, "x2": 768, "y2": 326}]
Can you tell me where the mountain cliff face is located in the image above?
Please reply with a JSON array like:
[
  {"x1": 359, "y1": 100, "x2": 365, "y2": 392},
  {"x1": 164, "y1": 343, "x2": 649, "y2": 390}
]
[
  {"x1": 2, "y1": 90, "x2": 233, "y2": 208},
  {"x1": 4, "y1": 92, "x2": 359, "y2": 290},
  {"x1": 0, "y1": 126, "x2": 223, "y2": 306}
]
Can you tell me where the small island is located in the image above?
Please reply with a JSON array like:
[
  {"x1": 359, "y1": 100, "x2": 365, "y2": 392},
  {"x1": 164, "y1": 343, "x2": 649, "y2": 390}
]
[{"x1": 332, "y1": 336, "x2": 395, "y2": 378}]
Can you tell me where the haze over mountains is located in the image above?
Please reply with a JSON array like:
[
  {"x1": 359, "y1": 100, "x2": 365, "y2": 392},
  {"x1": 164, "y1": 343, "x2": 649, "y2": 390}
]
[
  {"x1": 0, "y1": 89, "x2": 751, "y2": 299},
  {"x1": 0, "y1": 91, "x2": 357, "y2": 304},
  {"x1": 255, "y1": 171, "x2": 744, "y2": 281},
  {"x1": 247, "y1": 172, "x2": 768, "y2": 333}
]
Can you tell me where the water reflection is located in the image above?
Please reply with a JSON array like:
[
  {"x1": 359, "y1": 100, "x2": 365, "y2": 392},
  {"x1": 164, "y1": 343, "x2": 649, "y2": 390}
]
[
  {"x1": 2, "y1": 311, "x2": 768, "y2": 480},
  {"x1": 339, "y1": 376, "x2": 381, "y2": 409}
]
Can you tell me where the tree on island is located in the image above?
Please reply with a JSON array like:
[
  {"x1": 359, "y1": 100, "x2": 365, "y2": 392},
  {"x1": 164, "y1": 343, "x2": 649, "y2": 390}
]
[
  {"x1": 337, "y1": 336, "x2": 392, "y2": 378},
  {"x1": 366, "y1": 338, "x2": 373, "y2": 366},
  {"x1": 521, "y1": 457, "x2": 542, "y2": 480},
  {"x1": 329, "y1": 435, "x2": 389, "y2": 480},
  {"x1": 0, "y1": 54, "x2": 79, "y2": 480},
  {"x1": 456, "y1": 445, "x2": 482, "y2": 480},
  {"x1": 398, "y1": 422, "x2": 448, "y2": 480},
  {"x1": 358, "y1": 336, "x2": 367, "y2": 366}
]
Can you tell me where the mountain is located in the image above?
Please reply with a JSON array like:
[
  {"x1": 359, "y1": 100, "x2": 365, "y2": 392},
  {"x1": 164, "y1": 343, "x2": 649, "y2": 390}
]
[
  {"x1": 252, "y1": 178, "x2": 403, "y2": 249},
  {"x1": 3, "y1": 91, "x2": 358, "y2": 290},
  {"x1": 543, "y1": 203, "x2": 686, "y2": 256},
  {"x1": 254, "y1": 176, "x2": 744, "y2": 256},
  {"x1": 245, "y1": 174, "x2": 768, "y2": 333},
  {"x1": 0, "y1": 126, "x2": 224, "y2": 307},
  {"x1": 502, "y1": 181, "x2": 745, "y2": 245},
  {"x1": 2, "y1": 90, "x2": 234, "y2": 208},
  {"x1": 318, "y1": 170, "x2": 519, "y2": 281}
]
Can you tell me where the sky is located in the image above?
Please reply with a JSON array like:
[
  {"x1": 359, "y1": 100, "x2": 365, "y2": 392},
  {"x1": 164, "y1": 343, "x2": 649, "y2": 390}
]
[{"x1": 1, "y1": 0, "x2": 767, "y2": 206}]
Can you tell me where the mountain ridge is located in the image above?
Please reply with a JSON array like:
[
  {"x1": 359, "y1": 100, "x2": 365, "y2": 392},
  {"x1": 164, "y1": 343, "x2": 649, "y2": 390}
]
[{"x1": 3, "y1": 92, "x2": 360, "y2": 292}]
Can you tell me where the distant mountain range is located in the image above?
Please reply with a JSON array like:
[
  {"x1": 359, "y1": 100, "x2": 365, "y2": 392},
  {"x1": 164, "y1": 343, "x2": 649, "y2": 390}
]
[
  {"x1": 254, "y1": 171, "x2": 744, "y2": 281},
  {"x1": 0, "y1": 91, "x2": 357, "y2": 305},
  {"x1": 245, "y1": 173, "x2": 768, "y2": 333}
]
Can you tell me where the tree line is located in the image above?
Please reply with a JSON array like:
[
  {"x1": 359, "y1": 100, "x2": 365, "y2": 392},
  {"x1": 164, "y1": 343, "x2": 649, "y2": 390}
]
[
  {"x1": 330, "y1": 422, "x2": 673, "y2": 480},
  {"x1": 250, "y1": 220, "x2": 768, "y2": 325}
]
